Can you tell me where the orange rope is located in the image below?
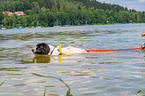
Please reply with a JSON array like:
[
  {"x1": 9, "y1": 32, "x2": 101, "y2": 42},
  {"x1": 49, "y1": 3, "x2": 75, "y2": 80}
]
[{"x1": 86, "y1": 47, "x2": 141, "y2": 52}]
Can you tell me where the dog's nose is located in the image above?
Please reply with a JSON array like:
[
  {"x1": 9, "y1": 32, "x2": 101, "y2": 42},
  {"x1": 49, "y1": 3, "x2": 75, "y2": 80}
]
[{"x1": 32, "y1": 49, "x2": 34, "y2": 53}]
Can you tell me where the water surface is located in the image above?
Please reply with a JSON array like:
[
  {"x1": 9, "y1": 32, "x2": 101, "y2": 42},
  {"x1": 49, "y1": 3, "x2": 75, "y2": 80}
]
[{"x1": 0, "y1": 24, "x2": 145, "y2": 96}]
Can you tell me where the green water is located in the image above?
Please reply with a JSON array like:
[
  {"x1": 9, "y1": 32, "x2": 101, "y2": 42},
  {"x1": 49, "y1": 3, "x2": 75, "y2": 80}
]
[{"x1": 0, "y1": 24, "x2": 145, "y2": 96}]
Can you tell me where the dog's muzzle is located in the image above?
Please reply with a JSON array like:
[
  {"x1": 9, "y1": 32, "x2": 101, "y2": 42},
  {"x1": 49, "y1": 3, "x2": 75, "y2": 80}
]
[{"x1": 32, "y1": 49, "x2": 34, "y2": 53}]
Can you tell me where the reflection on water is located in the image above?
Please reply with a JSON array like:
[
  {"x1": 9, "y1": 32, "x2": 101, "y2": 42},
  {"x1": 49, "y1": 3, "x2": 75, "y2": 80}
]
[
  {"x1": 33, "y1": 55, "x2": 51, "y2": 63},
  {"x1": 1, "y1": 24, "x2": 145, "y2": 96},
  {"x1": 33, "y1": 54, "x2": 87, "y2": 63}
]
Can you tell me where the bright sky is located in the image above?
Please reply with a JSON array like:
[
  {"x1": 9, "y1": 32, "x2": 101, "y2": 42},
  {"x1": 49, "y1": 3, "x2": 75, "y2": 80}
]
[{"x1": 97, "y1": 0, "x2": 145, "y2": 11}]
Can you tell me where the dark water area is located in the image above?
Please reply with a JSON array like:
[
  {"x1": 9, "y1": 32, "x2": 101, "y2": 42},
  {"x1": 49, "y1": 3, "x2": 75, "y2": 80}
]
[{"x1": 0, "y1": 24, "x2": 145, "y2": 96}]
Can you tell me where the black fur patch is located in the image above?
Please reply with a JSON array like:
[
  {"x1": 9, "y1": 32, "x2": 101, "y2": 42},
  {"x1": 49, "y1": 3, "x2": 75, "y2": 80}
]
[{"x1": 34, "y1": 43, "x2": 50, "y2": 55}]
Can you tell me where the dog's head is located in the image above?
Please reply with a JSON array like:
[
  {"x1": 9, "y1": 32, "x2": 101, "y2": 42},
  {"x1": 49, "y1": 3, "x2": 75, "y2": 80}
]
[{"x1": 32, "y1": 43, "x2": 50, "y2": 55}]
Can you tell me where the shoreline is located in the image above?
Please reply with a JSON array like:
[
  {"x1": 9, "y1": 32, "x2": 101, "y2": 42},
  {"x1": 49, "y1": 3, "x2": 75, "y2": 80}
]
[{"x1": 0, "y1": 23, "x2": 145, "y2": 30}]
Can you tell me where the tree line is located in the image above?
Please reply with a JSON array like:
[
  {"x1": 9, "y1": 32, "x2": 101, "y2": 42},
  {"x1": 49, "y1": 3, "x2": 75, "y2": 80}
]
[{"x1": 0, "y1": 0, "x2": 145, "y2": 28}]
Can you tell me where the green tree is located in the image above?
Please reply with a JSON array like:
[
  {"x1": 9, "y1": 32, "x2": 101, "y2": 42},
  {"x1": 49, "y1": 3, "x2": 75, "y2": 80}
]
[
  {"x1": 0, "y1": 12, "x2": 4, "y2": 24},
  {"x1": 31, "y1": 2, "x2": 40, "y2": 13}
]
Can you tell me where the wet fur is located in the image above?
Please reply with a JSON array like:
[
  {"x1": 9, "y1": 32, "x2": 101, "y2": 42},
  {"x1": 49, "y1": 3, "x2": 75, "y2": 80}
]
[{"x1": 32, "y1": 43, "x2": 50, "y2": 55}]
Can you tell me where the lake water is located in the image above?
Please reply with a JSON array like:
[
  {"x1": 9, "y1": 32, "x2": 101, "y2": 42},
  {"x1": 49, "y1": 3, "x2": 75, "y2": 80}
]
[{"x1": 0, "y1": 24, "x2": 145, "y2": 96}]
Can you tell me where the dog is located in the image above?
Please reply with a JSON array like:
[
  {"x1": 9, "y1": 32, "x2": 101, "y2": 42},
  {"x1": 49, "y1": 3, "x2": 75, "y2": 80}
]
[{"x1": 32, "y1": 43, "x2": 87, "y2": 55}]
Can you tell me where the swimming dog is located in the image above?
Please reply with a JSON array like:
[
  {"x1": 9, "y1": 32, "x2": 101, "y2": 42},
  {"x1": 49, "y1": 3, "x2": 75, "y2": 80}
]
[{"x1": 32, "y1": 43, "x2": 87, "y2": 55}]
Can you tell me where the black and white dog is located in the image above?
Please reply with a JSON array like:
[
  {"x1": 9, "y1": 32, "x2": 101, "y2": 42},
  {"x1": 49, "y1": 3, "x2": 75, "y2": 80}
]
[{"x1": 32, "y1": 43, "x2": 87, "y2": 55}]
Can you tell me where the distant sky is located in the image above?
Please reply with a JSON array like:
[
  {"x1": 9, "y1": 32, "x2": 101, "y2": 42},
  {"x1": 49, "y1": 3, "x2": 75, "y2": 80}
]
[{"x1": 97, "y1": 0, "x2": 145, "y2": 11}]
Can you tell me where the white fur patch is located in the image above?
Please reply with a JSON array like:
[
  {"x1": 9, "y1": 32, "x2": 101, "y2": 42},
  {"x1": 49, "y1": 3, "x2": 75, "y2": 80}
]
[
  {"x1": 51, "y1": 46, "x2": 87, "y2": 55},
  {"x1": 61, "y1": 46, "x2": 87, "y2": 55}
]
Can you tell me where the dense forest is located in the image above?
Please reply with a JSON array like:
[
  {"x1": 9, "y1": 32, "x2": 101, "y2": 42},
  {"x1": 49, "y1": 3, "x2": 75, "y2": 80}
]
[{"x1": 0, "y1": 0, "x2": 145, "y2": 28}]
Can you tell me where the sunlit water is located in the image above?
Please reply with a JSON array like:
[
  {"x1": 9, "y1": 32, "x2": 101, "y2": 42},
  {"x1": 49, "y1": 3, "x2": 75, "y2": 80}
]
[{"x1": 0, "y1": 24, "x2": 145, "y2": 96}]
